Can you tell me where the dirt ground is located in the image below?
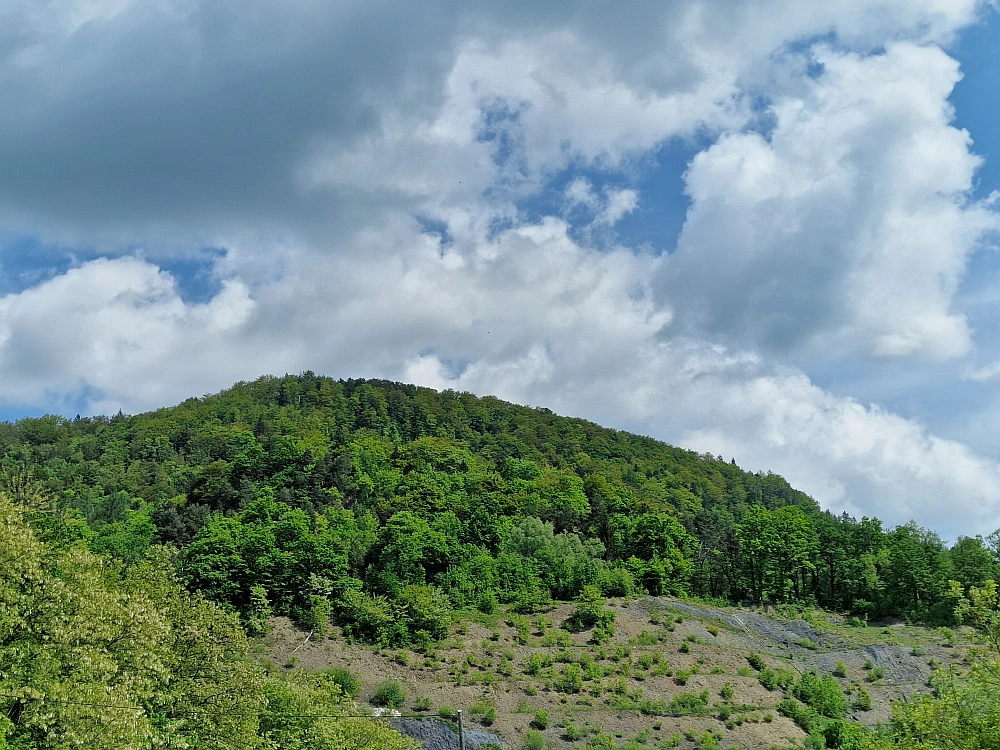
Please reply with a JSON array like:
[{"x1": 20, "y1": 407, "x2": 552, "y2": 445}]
[{"x1": 254, "y1": 598, "x2": 970, "y2": 749}]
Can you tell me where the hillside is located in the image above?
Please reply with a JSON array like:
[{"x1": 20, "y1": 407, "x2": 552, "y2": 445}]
[
  {"x1": 0, "y1": 372, "x2": 988, "y2": 626},
  {"x1": 254, "y1": 595, "x2": 976, "y2": 750},
  {"x1": 1, "y1": 372, "x2": 999, "y2": 749}
]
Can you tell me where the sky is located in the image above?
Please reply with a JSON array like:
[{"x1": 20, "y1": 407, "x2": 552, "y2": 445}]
[{"x1": 2, "y1": 1, "x2": 1000, "y2": 539}]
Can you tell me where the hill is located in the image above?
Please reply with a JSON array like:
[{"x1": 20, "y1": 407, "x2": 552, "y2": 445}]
[
  {"x1": 0, "y1": 372, "x2": 989, "y2": 628},
  {"x1": 2, "y1": 372, "x2": 999, "y2": 749}
]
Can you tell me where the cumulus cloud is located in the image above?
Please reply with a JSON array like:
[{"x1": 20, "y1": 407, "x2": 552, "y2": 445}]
[
  {"x1": 659, "y1": 41, "x2": 996, "y2": 359},
  {"x1": 0, "y1": 0, "x2": 997, "y2": 538},
  {"x1": 0, "y1": 257, "x2": 255, "y2": 411}
]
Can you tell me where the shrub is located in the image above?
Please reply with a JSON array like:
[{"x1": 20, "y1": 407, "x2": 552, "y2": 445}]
[
  {"x1": 301, "y1": 594, "x2": 331, "y2": 639},
  {"x1": 370, "y1": 680, "x2": 406, "y2": 708},
  {"x1": 438, "y1": 705, "x2": 458, "y2": 720},
  {"x1": 477, "y1": 591, "x2": 498, "y2": 615},
  {"x1": 563, "y1": 585, "x2": 615, "y2": 633},
  {"x1": 853, "y1": 687, "x2": 872, "y2": 711},
  {"x1": 759, "y1": 667, "x2": 796, "y2": 691},
  {"x1": 524, "y1": 652, "x2": 546, "y2": 675},
  {"x1": 833, "y1": 661, "x2": 847, "y2": 678},
  {"x1": 398, "y1": 584, "x2": 451, "y2": 640},
  {"x1": 556, "y1": 664, "x2": 584, "y2": 693},
  {"x1": 598, "y1": 566, "x2": 637, "y2": 597},
  {"x1": 824, "y1": 719, "x2": 865, "y2": 749},
  {"x1": 793, "y1": 672, "x2": 846, "y2": 719},
  {"x1": 720, "y1": 683, "x2": 734, "y2": 701},
  {"x1": 337, "y1": 588, "x2": 398, "y2": 644},
  {"x1": 469, "y1": 700, "x2": 496, "y2": 726},
  {"x1": 939, "y1": 627, "x2": 957, "y2": 647},
  {"x1": 326, "y1": 666, "x2": 361, "y2": 698},
  {"x1": 246, "y1": 584, "x2": 272, "y2": 635},
  {"x1": 777, "y1": 699, "x2": 823, "y2": 734},
  {"x1": 747, "y1": 653, "x2": 765, "y2": 671},
  {"x1": 669, "y1": 690, "x2": 710, "y2": 716},
  {"x1": 530, "y1": 710, "x2": 549, "y2": 730},
  {"x1": 522, "y1": 729, "x2": 547, "y2": 750},
  {"x1": 412, "y1": 696, "x2": 432, "y2": 711}
]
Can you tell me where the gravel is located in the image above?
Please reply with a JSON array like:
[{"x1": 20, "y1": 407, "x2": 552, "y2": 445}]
[{"x1": 390, "y1": 717, "x2": 508, "y2": 750}]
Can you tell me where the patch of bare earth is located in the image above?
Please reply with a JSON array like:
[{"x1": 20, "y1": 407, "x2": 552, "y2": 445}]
[{"x1": 253, "y1": 599, "x2": 970, "y2": 749}]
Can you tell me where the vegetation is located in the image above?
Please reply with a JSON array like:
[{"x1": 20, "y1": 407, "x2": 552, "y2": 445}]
[
  {"x1": 0, "y1": 496, "x2": 416, "y2": 749},
  {"x1": 3, "y1": 371, "x2": 1000, "y2": 748},
  {"x1": 0, "y1": 373, "x2": 990, "y2": 639}
]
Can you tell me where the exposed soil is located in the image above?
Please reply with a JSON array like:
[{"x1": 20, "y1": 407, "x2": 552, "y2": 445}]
[{"x1": 255, "y1": 598, "x2": 970, "y2": 749}]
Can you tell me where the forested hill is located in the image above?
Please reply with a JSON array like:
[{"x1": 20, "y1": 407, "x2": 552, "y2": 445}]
[{"x1": 4, "y1": 373, "x2": 993, "y2": 642}]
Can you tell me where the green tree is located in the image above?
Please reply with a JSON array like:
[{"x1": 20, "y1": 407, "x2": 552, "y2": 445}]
[{"x1": 737, "y1": 505, "x2": 818, "y2": 602}]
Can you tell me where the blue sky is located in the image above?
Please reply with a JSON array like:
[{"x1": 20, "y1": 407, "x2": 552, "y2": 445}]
[{"x1": 3, "y1": 0, "x2": 1000, "y2": 538}]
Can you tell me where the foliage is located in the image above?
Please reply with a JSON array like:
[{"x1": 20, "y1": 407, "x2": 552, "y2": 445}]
[
  {"x1": 327, "y1": 667, "x2": 361, "y2": 699},
  {"x1": 793, "y1": 672, "x2": 847, "y2": 719},
  {"x1": 0, "y1": 371, "x2": 990, "y2": 659},
  {"x1": 530, "y1": 710, "x2": 549, "y2": 730},
  {"x1": 369, "y1": 680, "x2": 406, "y2": 708},
  {"x1": 0, "y1": 497, "x2": 414, "y2": 750}
]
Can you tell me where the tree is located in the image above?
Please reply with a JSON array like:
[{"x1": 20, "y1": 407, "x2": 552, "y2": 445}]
[{"x1": 737, "y1": 505, "x2": 818, "y2": 603}]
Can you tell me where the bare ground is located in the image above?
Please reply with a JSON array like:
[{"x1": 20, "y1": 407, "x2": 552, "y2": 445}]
[{"x1": 254, "y1": 598, "x2": 970, "y2": 749}]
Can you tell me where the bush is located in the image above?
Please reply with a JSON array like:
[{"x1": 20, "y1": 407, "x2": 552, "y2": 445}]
[
  {"x1": 759, "y1": 667, "x2": 796, "y2": 691},
  {"x1": 793, "y1": 672, "x2": 846, "y2": 719},
  {"x1": 469, "y1": 700, "x2": 496, "y2": 726},
  {"x1": 556, "y1": 664, "x2": 583, "y2": 693},
  {"x1": 478, "y1": 591, "x2": 498, "y2": 615},
  {"x1": 669, "y1": 690, "x2": 710, "y2": 716},
  {"x1": 563, "y1": 721, "x2": 583, "y2": 741},
  {"x1": 522, "y1": 729, "x2": 547, "y2": 750},
  {"x1": 301, "y1": 595, "x2": 331, "y2": 638},
  {"x1": 326, "y1": 666, "x2": 361, "y2": 698},
  {"x1": 823, "y1": 719, "x2": 864, "y2": 749},
  {"x1": 598, "y1": 566, "x2": 637, "y2": 597},
  {"x1": 337, "y1": 588, "x2": 398, "y2": 644},
  {"x1": 777, "y1": 699, "x2": 823, "y2": 734},
  {"x1": 413, "y1": 696, "x2": 432, "y2": 711},
  {"x1": 246, "y1": 584, "x2": 272, "y2": 635},
  {"x1": 563, "y1": 585, "x2": 615, "y2": 633},
  {"x1": 833, "y1": 661, "x2": 847, "y2": 678},
  {"x1": 438, "y1": 705, "x2": 458, "y2": 720},
  {"x1": 370, "y1": 680, "x2": 406, "y2": 708},
  {"x1": 747, "y1": 653, "x2": 766, "y2": 671},
  {"x1": 530, "y1": 710, "x2": 549, "y2": 730},
  {"x1": 398, "y1": 584, "x2": 451, "y2": 640},
  {"x1": 853, "y1": 688, "x2": 872, "y2": 711}
]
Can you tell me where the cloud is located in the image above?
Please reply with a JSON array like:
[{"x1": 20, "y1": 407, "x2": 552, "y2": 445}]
[
  {"x1": 964, "y1": 358, "x2": 1000, "y2": 382},
  {"x1": 658, "y1": 41, "x2": 997, "y2": 359},
  {"x1": 0, "y1": 257, "x2": 254, "y2": 411},
  {"x1": 0, "y1": 0, "x2": 996, "y2": 540}
]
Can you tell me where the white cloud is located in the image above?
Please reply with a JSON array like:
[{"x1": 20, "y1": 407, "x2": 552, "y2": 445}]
[
  {"x1": 597, "y1": 188, "x2": 639, "y2": 226},
  {"x1": 964, "y1": 358, "x2": 1000, "y2": 382},
  {"x1": 659, "y1": 41, "x2": 996, "y2": 359},
  {"x1": 0, "y1": 257, "x2": 255, "y2": 411},
  {"x1": 0, "y1": 0, "x2": 996, "y2": 541}
]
